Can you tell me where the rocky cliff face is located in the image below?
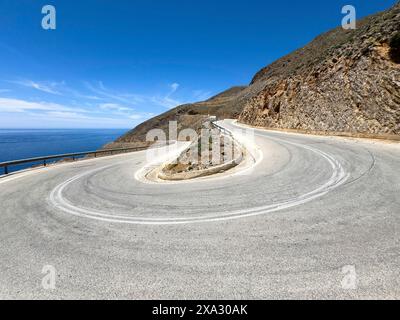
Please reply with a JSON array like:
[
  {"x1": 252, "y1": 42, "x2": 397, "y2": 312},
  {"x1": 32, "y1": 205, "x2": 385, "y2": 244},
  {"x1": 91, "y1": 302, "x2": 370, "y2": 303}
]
[
  {"x1": 239, "y1": 3, "x2": 400, "y2": 137},
  {"x1": 115, "y1": 3, "x2": 400, "y2": 146}
]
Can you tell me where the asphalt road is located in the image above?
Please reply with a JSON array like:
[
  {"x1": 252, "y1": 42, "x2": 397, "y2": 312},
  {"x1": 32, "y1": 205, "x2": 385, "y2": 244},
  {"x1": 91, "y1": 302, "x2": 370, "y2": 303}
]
[{"x1": 0, "y1": 120, "x2": 399, "y2": 299}]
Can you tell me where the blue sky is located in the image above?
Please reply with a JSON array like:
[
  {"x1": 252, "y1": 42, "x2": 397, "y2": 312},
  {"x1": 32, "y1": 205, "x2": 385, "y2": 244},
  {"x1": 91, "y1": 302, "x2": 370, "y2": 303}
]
[{"x1": 0, "y1": 0, "x2": 397, "y2": 128}]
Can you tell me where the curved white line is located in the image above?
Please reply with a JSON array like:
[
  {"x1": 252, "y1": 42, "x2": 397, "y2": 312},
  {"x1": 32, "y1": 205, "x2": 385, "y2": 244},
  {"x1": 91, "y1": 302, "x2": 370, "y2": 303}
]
[{"x1": 48, "y1": 132, "x2": 349, "y2": 225}]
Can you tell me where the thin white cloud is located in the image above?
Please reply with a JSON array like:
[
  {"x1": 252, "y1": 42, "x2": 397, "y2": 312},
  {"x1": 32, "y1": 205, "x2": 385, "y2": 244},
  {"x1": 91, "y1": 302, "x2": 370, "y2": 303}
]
[
  {"x1": 8, "y1": 79, "x2": 62, "y2": 95},
  {"x1": 34, "y1": 110, "x2": 146, "y2": 126},
  {"x1": 0, "y1": 80, "x2": 208, "y2": 128},
  {"x1": 129, "y1": 114, "x2": 144, "y2": 120},
  {"x1": 85, "y1": 81, "x2": 142, "y2": 105},
  {"x1": 0, "y1": 96, "x2": 150, "y2": 124},
  {"x1": 98, "y1": 103, "x2": 153, "y2": 121},
  {"x1": 170, "y1": 82, "x2": 180, "y2": 93},
  {"x1": 149, "y1": 82, "x2": 183, "y2": 109},
  {"x1": 86, "y1": 81, "x2": 185, "y2": 109},
  {"x1": 46, "y1": 111, "x2": 91, "y2": 119},
  {"x1": 99, "y1": 103, "x2": 132, "y2": 112},
  {"x1": 0, "y1": 97, "x2": 150, "y2": 128},
  {"x1": 7, "y1": 79, "x2": 107, "y2": 100},
  {"x1": 0, "y1": 97, "x2": 87, "y2": 113},
  {"x1": 63, "y1": 86, "x2": 102, "y2": 101}
]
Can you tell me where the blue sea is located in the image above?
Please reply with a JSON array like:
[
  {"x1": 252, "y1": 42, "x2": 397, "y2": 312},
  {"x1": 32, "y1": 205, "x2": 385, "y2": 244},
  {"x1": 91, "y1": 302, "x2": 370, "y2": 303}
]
[{"x1": 0, "y1": 129, "x2": 128, "y2": 174}]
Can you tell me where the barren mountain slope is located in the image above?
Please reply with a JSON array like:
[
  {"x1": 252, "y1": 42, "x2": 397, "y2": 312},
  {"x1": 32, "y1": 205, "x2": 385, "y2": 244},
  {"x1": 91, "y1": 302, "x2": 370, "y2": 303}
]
[
  {"x1": 113, "y1": 2, "x2": 400, "y2": 147},
  {"x1": 114, "y1": 85, "x2": 258, "y2": 144},
  {"x1": 239, "y1": 2, "x2": 400, "y2": 138}
]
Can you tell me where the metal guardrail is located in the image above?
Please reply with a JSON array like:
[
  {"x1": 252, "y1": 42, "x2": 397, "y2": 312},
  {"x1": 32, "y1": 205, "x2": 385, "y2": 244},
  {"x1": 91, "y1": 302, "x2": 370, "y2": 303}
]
[
  {"x1": 211, "y1": 122, "x2": 233, "y2": 137},
  {"x1": 211, "y1": 120, "x2": 247, "y2": 155},
  {"x1": 211, "y1": 120, "x2": 236, "y2": 139},
  {"x1": 0, "y1": 145, "x2": 149, "y2": 175}
]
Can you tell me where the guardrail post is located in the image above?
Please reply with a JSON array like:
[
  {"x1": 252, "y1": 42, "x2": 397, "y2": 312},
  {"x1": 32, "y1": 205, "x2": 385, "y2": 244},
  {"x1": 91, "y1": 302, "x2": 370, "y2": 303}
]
[
  {"x1": 44, "y1": 159, "x2": 47, "y2": 167},
  {"x1": 4, "y1": 166, "x2": 8, "y2": 175},
  {"x1": 94, "y1": 152, "x2": 97, "y2": 158}
]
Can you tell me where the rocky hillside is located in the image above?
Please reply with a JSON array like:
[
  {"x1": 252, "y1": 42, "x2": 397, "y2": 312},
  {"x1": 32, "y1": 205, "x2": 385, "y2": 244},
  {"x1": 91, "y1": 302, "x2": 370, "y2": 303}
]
[
  {"x1": 113, "y1": 85, "x2": 261, "y2": 144},
  {"x1": 114, "y1": 2, "x2": 400, "y2": 146},
  {"x1": 239, "y1": 2, "x2": 400, "y2": 138}
]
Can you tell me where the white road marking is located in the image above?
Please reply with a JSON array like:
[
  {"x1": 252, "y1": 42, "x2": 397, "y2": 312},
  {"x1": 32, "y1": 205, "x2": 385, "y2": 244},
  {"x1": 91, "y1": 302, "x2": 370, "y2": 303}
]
[{"x1": 48, "y1": 125, "x2": 349, "y2": 225}]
